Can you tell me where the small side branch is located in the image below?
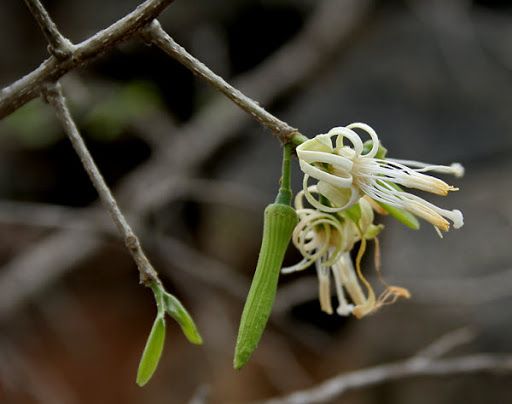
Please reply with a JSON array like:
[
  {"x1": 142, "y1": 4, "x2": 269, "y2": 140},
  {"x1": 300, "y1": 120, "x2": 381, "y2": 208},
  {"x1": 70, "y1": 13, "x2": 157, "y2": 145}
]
[
  {"x1": 142, "y1": 20, "x2": 300, "y2": 144},
  {"x1": 41, "y1": 82, "x2": 160, "y2": 286},
  {"x1": 23, "y1": 0, "x2": 75, "y2": 58}
]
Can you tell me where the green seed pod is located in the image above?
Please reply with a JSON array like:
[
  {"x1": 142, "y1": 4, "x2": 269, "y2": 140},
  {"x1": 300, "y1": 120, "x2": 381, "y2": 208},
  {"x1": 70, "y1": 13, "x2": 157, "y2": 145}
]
[{"x1": 234, "y1": 202, "x2": 298, "y2": 369}]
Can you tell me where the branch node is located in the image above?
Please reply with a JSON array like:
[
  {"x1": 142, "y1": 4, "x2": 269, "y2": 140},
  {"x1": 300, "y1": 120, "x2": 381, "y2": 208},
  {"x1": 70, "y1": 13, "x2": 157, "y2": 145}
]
[
  {"x1": 40, "y1": 80, "x2": 60, "y2": 104},
  {"x1": 126, "y1": 234, "x2": 139, "y2": 250},
  {"x1": 24, "y1": 0, "x2": 75, "y2": 60},
  {"x1": 140, "y1": 19, "x2": 161, "y2": 46},
  {"x1": 47, "y1": 39, "x2": 76, "y2": 60}
]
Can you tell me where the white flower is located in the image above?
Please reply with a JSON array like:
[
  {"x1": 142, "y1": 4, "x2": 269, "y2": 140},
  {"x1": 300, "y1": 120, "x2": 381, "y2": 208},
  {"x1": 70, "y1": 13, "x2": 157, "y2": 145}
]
[
  {"x1": 282, "y1": 188, "x2": 407, "y2": 318},
  {"x1": 296, "y1": 123, "x2": 464, "y2": 235}
]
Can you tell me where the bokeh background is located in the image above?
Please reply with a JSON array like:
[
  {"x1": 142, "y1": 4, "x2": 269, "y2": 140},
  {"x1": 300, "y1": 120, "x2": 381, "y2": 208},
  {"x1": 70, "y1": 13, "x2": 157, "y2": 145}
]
[{"x1": 1, "y1": 0, "x2": 512, "y2": 403}]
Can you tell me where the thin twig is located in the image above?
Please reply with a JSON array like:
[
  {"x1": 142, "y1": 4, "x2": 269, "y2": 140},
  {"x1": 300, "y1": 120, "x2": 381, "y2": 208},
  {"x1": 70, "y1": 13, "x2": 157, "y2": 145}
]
[
  {"x1": 404, "y1": 270, "x2": 512, "y2": 305},
  {"x1": 188, "y1": 385, "x2": 210, "y2": 404},
  {"x1": 0, "y1": 0, "x2": 175, "y2": 118},
  {"x1": 276, "y1": 267, "x2": 512, "y2": 314},
  {"x1": 141, "y1": 20, "x2": 300, "y2": 143},
  {"x1": 23, "y1": 0, "x2": 75, "y2": 58},
  {"x1": 41, "y1": 81, "x2": 160, "y2": 286},
  {"x1": 0, "y1": 200, "x2": 103, "y2": 231},
  {"x1": 262, "y1": 329, "x2": 493, "y2": 404},
  {"x1": 415, "y1": 327, "x2": 475, "y2": 359},
  {"x1": 154, "y1": 234, "x2": 248, "y2": 300},
  {"x1": 0, "y1": 178, "x2": 265, "y2": 230},
  {"x1": 263, "y1": 354, "x2": 512, "y2": 404}
]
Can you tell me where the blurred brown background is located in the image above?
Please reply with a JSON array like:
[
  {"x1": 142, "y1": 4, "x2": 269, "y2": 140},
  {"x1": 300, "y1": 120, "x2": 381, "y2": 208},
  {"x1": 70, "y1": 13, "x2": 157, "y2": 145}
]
[{"x1": 1, "y1": 0, "x2": 512, "y2": 403}]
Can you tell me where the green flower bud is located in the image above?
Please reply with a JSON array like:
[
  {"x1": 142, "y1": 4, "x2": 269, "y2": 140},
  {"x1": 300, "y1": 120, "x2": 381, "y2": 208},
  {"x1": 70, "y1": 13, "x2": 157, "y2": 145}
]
[
  {"x1": 163, "y1": 292, "x2": 203, "y2": 345},
  {"x1": 136, "y1": 315, "x2": 166, "y2": 387}
]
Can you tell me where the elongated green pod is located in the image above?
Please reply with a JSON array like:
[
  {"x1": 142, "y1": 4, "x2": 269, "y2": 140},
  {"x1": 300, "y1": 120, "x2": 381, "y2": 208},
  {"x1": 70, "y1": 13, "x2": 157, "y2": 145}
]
[
  {"x1": 234, "y1": 202, "x2": 297, "y2": 369},
  {"x1": 136, "y1": 315, "x2": 166, "y2": 386}
]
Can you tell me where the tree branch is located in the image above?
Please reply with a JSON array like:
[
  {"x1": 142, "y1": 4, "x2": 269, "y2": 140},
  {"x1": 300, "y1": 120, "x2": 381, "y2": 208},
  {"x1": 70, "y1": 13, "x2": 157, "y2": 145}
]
[
  {"x1": 23, "y1": 0, "x2": 75, "y2": 58},
  {"x1": 0, "y1": 0, "x2": 175, "y2": 118},
  {"x1": 0, "y1": 0, "x2": 373, "y2": 319},
  {"x1": 141, "y1": 20, "x2": 300, "y2": 143},
  {"x1": 41, "y1": 81, "x2": 160, "y2": 286}
]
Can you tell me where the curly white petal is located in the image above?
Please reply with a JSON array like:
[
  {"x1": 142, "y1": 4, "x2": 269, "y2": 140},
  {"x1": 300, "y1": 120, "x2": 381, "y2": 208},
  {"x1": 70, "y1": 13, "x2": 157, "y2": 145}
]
[
  {"x1": 346, "y1": 122, "x2": 380, "y2": 158},
  {"x1": 303, "y1": 176, "x2": 360, "y2": 213}
]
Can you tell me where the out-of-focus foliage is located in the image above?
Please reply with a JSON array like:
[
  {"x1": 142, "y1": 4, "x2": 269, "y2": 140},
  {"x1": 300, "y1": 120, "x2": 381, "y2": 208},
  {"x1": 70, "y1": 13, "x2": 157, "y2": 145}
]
[
  {"x1": 1, "y1": 80, "x2": 163, "y2": 147},
  {"x1": 2, "y1": 100, "x2": 62, "y2": 148},
  {"x1": 85, "y1": 81, "x2": 163, "y2": 141}
]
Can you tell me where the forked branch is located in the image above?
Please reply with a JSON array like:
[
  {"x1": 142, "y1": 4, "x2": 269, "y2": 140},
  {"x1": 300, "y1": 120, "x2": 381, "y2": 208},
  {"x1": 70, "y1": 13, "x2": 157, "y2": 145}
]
[{"x1": 0, "y1": 0, "x2": 176, "y2": 118}]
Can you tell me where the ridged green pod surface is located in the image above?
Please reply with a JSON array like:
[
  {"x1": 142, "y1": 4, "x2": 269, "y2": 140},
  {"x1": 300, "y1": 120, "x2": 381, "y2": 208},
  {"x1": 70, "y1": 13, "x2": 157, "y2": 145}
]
[{"x1": 234, "y1": 203, "x2": 297, "y2": 369}]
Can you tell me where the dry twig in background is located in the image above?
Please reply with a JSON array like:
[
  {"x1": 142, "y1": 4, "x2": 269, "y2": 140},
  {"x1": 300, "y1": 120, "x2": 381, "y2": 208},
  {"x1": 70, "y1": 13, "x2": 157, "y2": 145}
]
[{"x1": 264, "y1": 329, "x2": 512, "y2": 404}]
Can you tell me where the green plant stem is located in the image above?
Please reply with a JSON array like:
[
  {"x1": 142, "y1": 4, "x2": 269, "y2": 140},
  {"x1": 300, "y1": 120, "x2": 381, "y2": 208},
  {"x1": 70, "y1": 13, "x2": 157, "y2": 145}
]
[
  {"x1": 275, "y1": 143, "x2": 293, "y2": 206},
  {"x1": 150, "y1": 282, "x2": 165, "y2": 316},
  {"x1": 290, "y1": 133, "x2": 308, "y2": 148}
]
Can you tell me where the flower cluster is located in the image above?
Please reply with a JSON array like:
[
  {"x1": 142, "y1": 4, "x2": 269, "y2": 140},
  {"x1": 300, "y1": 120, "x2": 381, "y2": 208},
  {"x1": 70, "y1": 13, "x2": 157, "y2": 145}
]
[{"x1": 283, "y1": 123, "x2": 463, "y2": 318}]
